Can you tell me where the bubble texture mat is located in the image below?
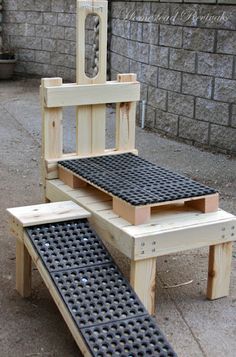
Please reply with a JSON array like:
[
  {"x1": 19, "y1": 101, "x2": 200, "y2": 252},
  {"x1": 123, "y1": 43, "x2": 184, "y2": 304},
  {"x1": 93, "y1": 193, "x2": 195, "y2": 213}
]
[
  {"x1": 58, "y1": 153, "x2": 217, "y2": 206},
  {"x1": 26, "y1": 219, "x2": 177, "y2": 357}
]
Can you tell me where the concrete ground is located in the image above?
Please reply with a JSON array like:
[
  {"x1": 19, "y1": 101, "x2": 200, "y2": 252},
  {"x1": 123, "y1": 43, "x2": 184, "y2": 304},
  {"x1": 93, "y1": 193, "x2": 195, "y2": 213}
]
[{"x1": 0, "y1": 77, "x2": 235, "y2": 357}]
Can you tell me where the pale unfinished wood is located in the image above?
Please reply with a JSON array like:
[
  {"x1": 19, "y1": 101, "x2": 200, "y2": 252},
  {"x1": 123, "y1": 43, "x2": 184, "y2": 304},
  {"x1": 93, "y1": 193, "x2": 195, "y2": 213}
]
[
  {"x1": 207, "y1": 242, "x2": 233, "y2": 300},
  {"x1": 113, "y1": 197, "x2": 151, "y2": 225},
  {"x1": 16, "y1": 239, "x2": 31, "y2": 298},
  {"x1": 44, "y1": 81, "x2": 140, "y2": 107},
  {"x1": 186, "y1": 193, "x2": 219, "y2": 213},
  {"x1": 22, "y1": 231, "x2": 92, "y2": 356},
  {"x1": 45, "y1": 149, "x2": 138, "y2": 179},
  {"x1": 7, "y1": 201, "x2": 90, "y2": 227},
  {"x1": 130, "y1": 258, "x2": 157, "y2": 314},
  {"x1": 58, "y1": 166, "x2": 88, "y2": 189},
  {"x1": 116, "y1": 74, "x2": 138, "y2": 151},
  {"x1": 76, "y1": 0, "x2": 107, "y2": 156},
  {"x1": 41, "y1": 78, "x2": 63, "y2": 161},
  {"x1": 45, "y1": 180, "x2": 236, "y2": 261}
]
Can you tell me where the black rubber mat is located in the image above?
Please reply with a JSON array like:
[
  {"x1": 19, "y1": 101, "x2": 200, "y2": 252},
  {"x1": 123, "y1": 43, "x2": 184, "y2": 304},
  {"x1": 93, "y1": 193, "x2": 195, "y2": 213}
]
[
  {"x1": 58, "y1": 153, "x2": 217, "y2": 206},
  {"x1": 26, "y1": 219, "x2": 177, "y2": 357}
]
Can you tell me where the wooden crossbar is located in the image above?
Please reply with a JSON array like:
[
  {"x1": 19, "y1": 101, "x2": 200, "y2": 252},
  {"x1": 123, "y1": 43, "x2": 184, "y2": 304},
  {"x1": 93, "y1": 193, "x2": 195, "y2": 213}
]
[{"x1": 44, "y1": 81, "x2": 140, "y2": 108}]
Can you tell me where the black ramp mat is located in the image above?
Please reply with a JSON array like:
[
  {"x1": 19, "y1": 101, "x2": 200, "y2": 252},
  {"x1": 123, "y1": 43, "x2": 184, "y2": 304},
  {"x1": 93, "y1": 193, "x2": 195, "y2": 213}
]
[
  {"x1": 26, "y1": 219, "x2": 178, "y2": 357},
  {"x1": 58, "y1": 153, "x2": 217, "y2": 206}
]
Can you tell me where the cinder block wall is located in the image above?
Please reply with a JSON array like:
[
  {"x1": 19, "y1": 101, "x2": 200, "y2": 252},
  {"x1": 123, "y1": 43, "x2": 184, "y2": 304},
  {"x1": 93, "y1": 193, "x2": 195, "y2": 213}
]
[
  {"x1": 2, "y1": 0, "x2": 236, "y2": 153},
  {"x1": 110, "y1": 1, "x2": 236, "y2": 154},
  {"x1": 2, "y1": 0, "x2": 95, "y2": 80}
]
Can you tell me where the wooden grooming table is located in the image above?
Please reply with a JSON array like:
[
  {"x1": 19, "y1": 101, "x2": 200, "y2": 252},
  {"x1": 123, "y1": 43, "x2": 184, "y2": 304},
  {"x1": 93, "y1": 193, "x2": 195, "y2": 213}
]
[{"x1": 46, "y1": 179, "x2": 236, "y2": 314}]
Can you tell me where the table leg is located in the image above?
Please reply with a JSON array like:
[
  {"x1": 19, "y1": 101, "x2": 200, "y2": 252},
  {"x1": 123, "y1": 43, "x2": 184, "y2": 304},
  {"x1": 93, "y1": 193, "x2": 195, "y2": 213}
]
[
  {"x1": 16, "y1": 240, "x2": 32, "y2": 297},
  {"x1": 130, "y1": 258, "x2": 157, "y2": 315},
  {"x1": 207, "y1": 242, "x2": 232, "y2": 300}
]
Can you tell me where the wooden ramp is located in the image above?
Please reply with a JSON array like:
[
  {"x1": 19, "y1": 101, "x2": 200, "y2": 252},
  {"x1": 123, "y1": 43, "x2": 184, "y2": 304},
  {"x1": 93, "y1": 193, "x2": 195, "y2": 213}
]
[{"x1": 8, "y1": 201, "x2": 177, "y2": 357}]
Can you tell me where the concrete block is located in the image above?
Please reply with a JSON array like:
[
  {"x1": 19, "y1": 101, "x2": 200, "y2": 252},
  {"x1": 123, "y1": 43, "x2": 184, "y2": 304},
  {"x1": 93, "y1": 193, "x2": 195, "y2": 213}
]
[
  {"x1": 129, "y1": 60, "x2": 142, "y2": 80},
  {"x1": 65, "y1": 27, "x2": 76, "y2": 41},
  {"x1": 160, "y1": 25, "x2": 182, "y2": 48},
  {"x1": 18, "y1": 23, "x2": 35, "y2": 37},
  {"x1": 51, "y1": 0, "x2": 64, "y2": 12},
  {"x1": 10, "y1": 35, "x2": 41, "y2": 50},
  {"x1": 64, "y1": 0, "x2": 76, "y2": 13},
  {"x1": 57, "y1": 40, "x2": 76, "y2": 55},
  {"x1": 155, "y1": 109, "x2": 178, "y2": 136},
  {"x1": 142, "y1": 23, "x2": 159, "y2": 45},
  {"x1": 170, "y1": 4, "x2": 199, "y2": 27},
  {"x1": 26, "y1": 12, "x2": 43, "y2": 25},
  {"x1": 214, "y1": 78, "x2": 236, "y2": 102},
  {"x1": 35, "y1": 25, "x2": 51, "y2": 38},
  {"x1": 231, "y1": 105, "x2": 236, "y2": 128},
  {"x1": 17, "y1": 49, "x2": 35, "y2": 62},
  {"x1": 145, "y1": 105, "x2": 156, "y2": 129},
  {"x1": 128, "y1": 41, "x2": 149, "y2": 64},
  {"x1": 198, "y1": 53, "x2": 233, "y2": 79},
  {"x1": 4, "y1": 11, "x2": 26, "y2": 23},
  {"x1": 210, "y1": 124, "x2": 236, "y2": 152},
  {"x1": 148, "y1": 86, "x2": 167, "y2": 110},
  {"x1": 196, "y1": 98, "x2": 229, "y2": 125},
  {"x1": 169, "y1": 49, "x2": 195, "y2": 73},
  {"x1": 111, "y1": 36, "x2": 129, "y2": 57},
  {"x1": 43, "y1": 13, "x2": 58, "y2": 26},
  {"x1": 35, "y1": 50, "x2": 51, "y2": 64},
  {"x1": 183, "y1": 28, "x2": 215, "y2": 52},
  {"x1": 110, "y1": 52, "x2": 130, "y2": 73},
  {"x1": 179, "y1": 117, "x2": 209, "y2": 144},
  {"x1": 42, "y1": 38, "x2": 57, "y2": 52},
  {"x1": 141, "y1": 64, "x2": 158, "y2": 86},
  {"x1": 182, "y1": 73, "x2": 213, "y2": 99},
  {"x1": 58, "y1": 13, "x2": 76, "y2": 27},
  {"x1": 217, "y1": 30, "x2": 236, "y2": 55},
  {"x1": 168, "y1": 92, "x2": 194, "y2": 117},
  {"x1": 130, "y1": 22, "x2": 142, "y2": 41},
  {"x1": 159, "y1": 68, "x2": 181, "y2": 92},
  {"x1": 197, "y1": 5, "x2": 236, "y2": 30},
  {"x1": 150, "y1": 45, "x2": 168, "y2": 68},
  {"x1": 51, "y1": 26, "x2": 65, "y2": 40},
  {"x1": 151, "y1": 3, "x2": 171, "y2": 24},
  {"x1": 111, "y1": 19, "x2": 130, "y2": 38},
  {"x1": 3, "y1": 0, "x2": 17, "y2": 10}
]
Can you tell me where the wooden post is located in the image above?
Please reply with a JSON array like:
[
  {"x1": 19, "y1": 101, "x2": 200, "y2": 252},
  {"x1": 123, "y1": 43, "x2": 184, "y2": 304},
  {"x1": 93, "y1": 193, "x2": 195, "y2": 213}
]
[
  {"x1": 207, "y1": 242, "x2": 233, "y2": 300},
  {"x1": 76, "y1": 0, "x2": 108, "y2": 155},
  {"x1": 41, "y1": 77, "x2": 63, "y2": 200},
  {"x1": 116, "y1": 73, "x2": 137, "y2": 151},
  {"x1": 130, "y1": 258, "x2": 157, "y2": 315},
  {"x1": 16, "y1": 240, "x2": 32, "y2": 298}
]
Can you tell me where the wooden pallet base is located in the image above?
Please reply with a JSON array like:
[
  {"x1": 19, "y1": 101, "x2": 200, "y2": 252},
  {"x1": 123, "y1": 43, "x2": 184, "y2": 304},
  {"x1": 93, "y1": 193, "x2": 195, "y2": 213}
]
[{"x1": 58, "y1": 166, "x2": 219, "y2": 225}]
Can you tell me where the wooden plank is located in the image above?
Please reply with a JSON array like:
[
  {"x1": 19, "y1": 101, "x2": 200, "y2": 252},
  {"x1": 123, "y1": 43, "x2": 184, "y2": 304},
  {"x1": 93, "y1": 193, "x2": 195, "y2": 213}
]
[
  {"x1": 207, "y1": 242, "x2": 233, "y2": 300},
  {"x1": 186, "y1": 193, "x2": 219, "y2": 213},
  {"x1": 113, "y1": 197, "x2": 151, "y2": 225},
  {"x1": 58, "y1": 166, "x2": 88, "y2": 189},
  {"x1": 41, "y1": 78, "x2": 63, "y2": 160},
  {"x1": 45, "y1": 180, "x2": 236, "y2": 260},
  {"x1": 16, "y1": 239, "x2": 31, "y2": 298},
  {"x1": 116, "y1": 74, "x2": 137, "y2": 151},
  {"x1": 76, "y1": 0, "x2": 108, "y2": 156},
  {"x1": 130, "y1": 258, "x2": 157, "y2": 315},
  {"x1": 7, "y1": 201, "x2": 90, "y2": 227},
  {"x1": 22, "y1": 232, "x2": 92, "y2": 356},
  {"x1": 44, "y1": 82, "x2": 140, "y2": 107},
  {"x1": 45, "y1": 149, "x2": 138, "y2": 179}
]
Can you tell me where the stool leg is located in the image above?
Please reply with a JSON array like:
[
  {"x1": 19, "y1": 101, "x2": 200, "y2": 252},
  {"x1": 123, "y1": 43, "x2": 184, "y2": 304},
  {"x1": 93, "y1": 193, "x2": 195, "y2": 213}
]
[
  {"x1": 16, "y1": 240, "x2": 32, "y2": 297},
  {"x1": 130, "y1": 258, "x2": 157, "y2": 315},
  {"x1": 207, "y1": 242, "x2": 232, "y2": 300}
]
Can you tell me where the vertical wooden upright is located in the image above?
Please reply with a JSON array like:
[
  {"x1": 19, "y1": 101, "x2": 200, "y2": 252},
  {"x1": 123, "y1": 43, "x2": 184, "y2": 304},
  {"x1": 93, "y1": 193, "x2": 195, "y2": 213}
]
[
  {"x1": 207, "y1": 242, "x2": 233, "y2": 299},
  {"x1": 76, "y1": 0, "x2": 108, "y2": 155},
  {"x1": 130, "y1": 258, "x2": 157, "y2": 315},
  {"x1": 16, "y1": 239, "x2": 32, "y2": 297}
]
